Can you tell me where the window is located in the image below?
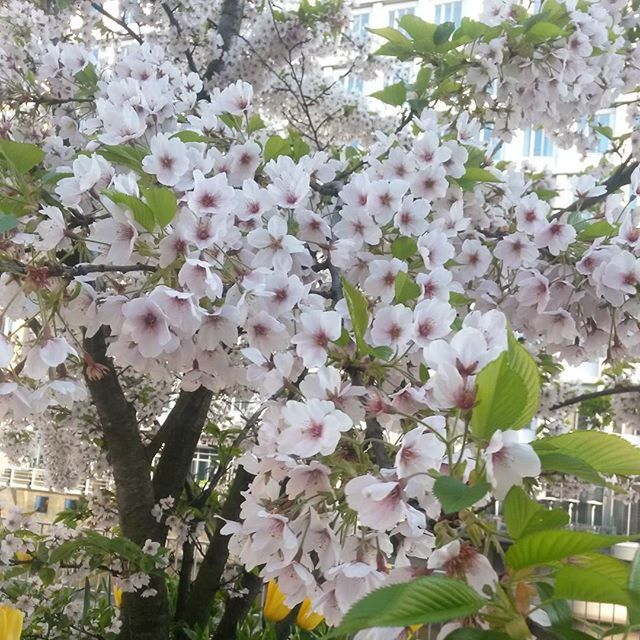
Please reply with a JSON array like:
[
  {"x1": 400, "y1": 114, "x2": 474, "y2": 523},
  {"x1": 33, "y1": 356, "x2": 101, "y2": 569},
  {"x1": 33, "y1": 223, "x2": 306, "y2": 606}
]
[
  {"x1": 523, "y1": 128, "x2": 554, "y2": 157},
  {"x1": 351, "y1": 12, "x2": 370, "y2": 39},
  {"x1": 388, "y1": 6, "x2": 415, "y2": 28},
  {"x1": 481, "y1": 125, "x2": 502, "y2": 161},
  {"x1": 191, "y1": 448, "x2": 216, "y2": 483},
  {"x1": 346, "y1": 75, "x2": 364, "y2": 95},
  {"x1": 434, "y1": 2, "x2": 463, "y2": 27},
  {"x1": 592, "y1": 111, "x2": 614, "y2": 154},
  {"x1": 64, "y1": 499, "x2": 77, "y2": 510},
  {"x1": 34, "y1": 496, "x2": 49, "y2": 514}
]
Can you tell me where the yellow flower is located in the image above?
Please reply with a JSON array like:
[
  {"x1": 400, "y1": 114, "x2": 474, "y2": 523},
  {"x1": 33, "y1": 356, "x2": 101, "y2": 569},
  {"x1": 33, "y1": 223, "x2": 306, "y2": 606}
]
[
  {"x1": 0, "y1": 604, "x2": 24, "y2": 640},
  {"x1": 295, "y1": 597, "x2": 324, "y2": 631},
  {"x1": 14, "y1": 552, "x2": 32, "y2": 563},
  {"x1": 113, "y1": 586, "x2": 123, "y2": 608},
  {"x1": 263, "y1": 580, "x2": 290, "y2": 622}
]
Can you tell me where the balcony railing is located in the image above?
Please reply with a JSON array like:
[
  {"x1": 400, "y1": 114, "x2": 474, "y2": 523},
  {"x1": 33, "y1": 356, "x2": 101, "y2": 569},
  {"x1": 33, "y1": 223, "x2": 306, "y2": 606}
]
[{"x1": 0, "y1": 466, "x2": 111, "y2": 495}]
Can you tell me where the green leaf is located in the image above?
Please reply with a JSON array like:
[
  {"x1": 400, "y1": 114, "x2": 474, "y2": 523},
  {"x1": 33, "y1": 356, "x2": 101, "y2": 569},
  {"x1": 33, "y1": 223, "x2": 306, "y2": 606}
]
[
  {"x1": 341, "y1": 278, "x2": 369, "y2": 353},
  {"x1": 171, "y1": 130, "x2": 209, "y2": 143},
  {"x1": 461, "y1": 167, "x2": 502, "y2": 183},
  {"x1": 629, "y1": 548, "x2": 640, "y2": 624},
  {"x1": 98, "y1": 145, "x2": 147, "y2": 172},
  {"x1": 505, "y1": 531, "x2": 636, "y2": 570},
  {"x1": 371, "y1": 346, "x2": 394, "y2": 361},
  {"x1": 0, "y1": 139, "x2": 44, "y2": 173},
  {"x1": 263, "y1": 135, "x2": 290, "y2": 163},
  {"x1": 470, "y1": 332, "x2": 540, "y2": 440},
  {"x1": 247, "y1": 114, "x2": 266, "y2": 134},
  {"x1": 433, "y1": 476, "x2": 490, "y2": 514},
  {"x1": 394, "y1": 271, "x2": 421, "y2": 304},
  {"x1": 554, "y1": 553, "x2": 631, "y2": 606},
  {"x1": 368, "y1": 26, "x2": 412, "y2": 45},
  {"x1": 398, "y1": 14, "x2": 435, "y2": 42},
  {"x1": 0, "y1": 214, "x2": 18, "y2": 232},
  {"x1": 536, "y1": 451, "x2": 609, "y2": 487},
  {"x1": 433, "y1": 21, "x2": 456, "y2": 45},
  {"x1": 336, "y1": 576, "x2": 486, "y2": 634},
  {"x1": 141, "y1": 186, "x2": 177, "y2": 227},
  {"x1": 371, "y1": 82, "x2": 406, "y2": 106},
  {"x1": 445, "y1": 631, "x2": 511, "y2": 640},
  {"x1": 104, "y1": 191, "x2": 155, "y2": 233},
  {"x1": 502, "y1": 486, "x2": 569, "y2": 539},
  {"x1": 391, "y1": 236, "x2": 418, "y2": 260},
  {"x1": 577, "y1": 219, "x2": 617, "y2": 241},
  {"x1": 533, "y1": 431, "x2": 640, "y2": 476},
  {"x1": 525, "y1": 21, "x2": 566, "y2": 40},
  {"x1": 449, "y1": 291, "x2": 473, "y2": 306}
]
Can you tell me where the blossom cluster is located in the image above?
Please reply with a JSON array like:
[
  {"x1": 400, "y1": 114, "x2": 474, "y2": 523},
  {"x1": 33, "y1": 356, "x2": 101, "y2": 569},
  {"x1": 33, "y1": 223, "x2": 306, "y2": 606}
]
[{"x1": 1, "y1": 32, "x2": 640, "y2": 637}]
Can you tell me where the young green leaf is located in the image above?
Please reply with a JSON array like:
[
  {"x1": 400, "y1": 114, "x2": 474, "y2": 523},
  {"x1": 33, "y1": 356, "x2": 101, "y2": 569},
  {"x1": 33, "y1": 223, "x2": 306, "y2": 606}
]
[
  {"x1": 336, "y1": 576, "x2": 486, "y2": 634},
  {"x1": 471, "y1": 333, "x2": 540, "y2": 440},
  {"x1": 370, "y1": 82, "x2": 406, "y2": 106},
  {"x1": 533, "y1": 431, "x2": 640, "y2": 476},
  {"x1": 554, "y1": 553, "x2": 631, "y2": 606},
  {"x1": 0, "y1": 139, "x2": 44, "y2": 173},
  {"x1": 394, "y1": 271, "x2": 421, "y2": 304},
  {"x1": 142, "y1": 186, "x2": 177, "y2": 228},
  {"x1": 391, "y1": 236, "x2": 418, "y2": 260},
  {"x1": 505, "y1": 531, "x2": 637, "y2": 570},
  {"x1": 433, "y1": 476, "x2": 490, "y2": 514},
  {"x1": 341, "y1": 278, "x2": 370, "y2": 353},
  {"x1": 502, "y1": 486, "x2": 569, "y2": 539}
]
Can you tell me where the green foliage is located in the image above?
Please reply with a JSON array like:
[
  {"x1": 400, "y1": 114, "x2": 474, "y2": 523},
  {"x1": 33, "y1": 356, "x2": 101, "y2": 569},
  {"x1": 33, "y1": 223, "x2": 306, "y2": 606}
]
[
  {"x1": 471, "y1": 333, "x2": 540, "y2": 440},
  {"x1": 263, "y1": 133, "x2": 310, "y2": 163},
  {"x1": 97, "y1": 144, "x2": 147, "y2": 172},
  {"x1": 433, "y1": 476, "x2": 490, "y2": 513},
  {"x1": 533, "y1": 430, "x2": 640, "y2": 476},
  {"x1": 391, "y1": 236, "x2": 418, "y2": 260},
  {"x1": 370, "y1": 82, "x2": 406, "y2": 106},
  {"x1": 505, "y1": 531, "x2": 636, "y2": 570},
  {"x1": 341, "y1": 278, "x2": 370, "y2": 354},
  {"x1": 554, "y1": 553, "x2": 631, "y2": 606},
  {"x1": 0, "y1": 139, "x2": 44, "y2": 173},
  {"x1": 502, "y1": 486, "x2": 569, "y2": 539},
  {"x1": 445, "y1": 631, "x2": 511, "y2": 640},
  {"x1": 103, "y1": 187, "x2": 177, "y2": 232},
  {"x1": 0, "y1": 214, "x2": 18, "y2": 232},
  {"x1": 576, "y1": 219, "x2": 618, "y2": 241},
  {"x1": 394, "y1": 271, "x2": 421, "y2": 304},
  {"x1": 336, "y1": 576, "x2": 486, "y2": 633}
]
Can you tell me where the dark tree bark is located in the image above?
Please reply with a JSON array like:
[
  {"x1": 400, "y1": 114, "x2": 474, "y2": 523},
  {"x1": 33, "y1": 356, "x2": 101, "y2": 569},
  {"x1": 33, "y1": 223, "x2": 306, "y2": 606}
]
[
  {"x1": 211, "y1": 571, "x2": 262, "y2": 640},
  {"x1": 84, "y1": 329, "x2": 169, "y2": 640},
  {"x1": 177, "y1": 465, "x2": 253, "y2": 631}
]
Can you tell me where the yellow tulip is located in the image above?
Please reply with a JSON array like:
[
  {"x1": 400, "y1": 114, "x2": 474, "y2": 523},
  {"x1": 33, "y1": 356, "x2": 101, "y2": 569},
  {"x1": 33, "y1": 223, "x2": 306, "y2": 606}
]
[
  {"x1": 113, "y1": 586, "x2": 123, "y2": 608},
  {"x1": 295, "y1": 597, "x2": 324, "y2": 631},
  {"x1": 14, "y1": 552, "x2": 31, "y2": 563},
  {"x1": 263, "y1": 580, "x2": 290, "y2": 622},
  {"x1": 0, "y1": 604, "x2": 24, "y2": 640}
]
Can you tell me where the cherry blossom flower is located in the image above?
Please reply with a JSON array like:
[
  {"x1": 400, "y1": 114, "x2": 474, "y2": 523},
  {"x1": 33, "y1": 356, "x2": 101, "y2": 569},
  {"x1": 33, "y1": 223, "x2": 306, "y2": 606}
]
[
  {"x1": 370, "y1": 304, "x2": 413, "y2": 350},
  {"x1": 428, "y1": 539, "x2": 498, "y2": 595},
  {"x1": 247, "y1": 215, "x2": 306, "y2": 271},
  {"x1": 485, "y1": 429, "x2": 541, "y2": 499},
  {"x1": 279, "y1": 399, "x2": 352, "y2": 457},
  {"x1": 142, "y1": 133, "x2": 189, "y2": 186},
  {"x1": 121, "y1": 297, "x2": 173, "y2": 358},
  {"x1": 187, "y1": 170, "x2": 235, "y2": 217},
  {"x1": 292, "y1": 310, "x2": 341, "y2": 367},
  {"x1": 412, "y1": 299, "x2": 456, "y2": 347},
  {"x1": 23, "y1": 338, "x2": 78, "y2": 380},
  {"x1": 345, "y1": 475, "x2": 409, "y2": 531},
  {"x1": 178, "y1": 258, "x2": 223, "y2": 300},
  {"x1": 363, "y1": 259, "x2": 407, "y2": 303}
]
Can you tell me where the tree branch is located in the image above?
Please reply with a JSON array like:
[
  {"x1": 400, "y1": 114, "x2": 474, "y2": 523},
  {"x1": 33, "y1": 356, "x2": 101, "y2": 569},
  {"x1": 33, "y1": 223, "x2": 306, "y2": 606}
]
[
  {"x1": 90, "y1": 2, "x2": 143, "y2": 44},
  {"x1": 203, "y1": 0, "x2": 246, "y2": 81},
  {"x1": 178, "y1": 465, "x2": 253, "y2": 630},
  {"x1": 152, "y1": 386, "x2": 214, "y2": 504},
  {"x1": 559, "y1": 156, "x2": 638, "y2": 215},
  {"x1": 550, "y1": 384, "x2": 640, "y2": 410}
]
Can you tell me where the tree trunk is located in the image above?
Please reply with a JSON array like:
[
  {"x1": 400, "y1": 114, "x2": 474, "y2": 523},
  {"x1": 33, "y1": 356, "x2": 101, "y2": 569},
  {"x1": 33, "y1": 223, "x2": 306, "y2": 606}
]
[{"x1": 84, "y1": 330, "x2": 170, "y2": 640}]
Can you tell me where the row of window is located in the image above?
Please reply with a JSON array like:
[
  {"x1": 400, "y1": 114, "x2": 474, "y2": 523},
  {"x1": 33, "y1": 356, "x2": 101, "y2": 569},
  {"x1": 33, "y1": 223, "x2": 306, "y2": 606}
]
[
  {"x1": 33, "y1": 496, "x2": 77, "y2": 514},
  {"x1": 351, "y1": 1, "x2": 463, "y2": 39}
]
